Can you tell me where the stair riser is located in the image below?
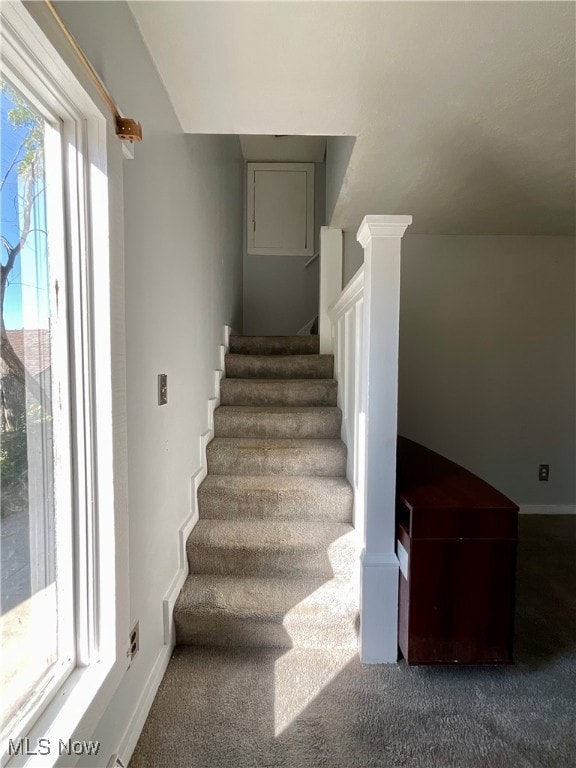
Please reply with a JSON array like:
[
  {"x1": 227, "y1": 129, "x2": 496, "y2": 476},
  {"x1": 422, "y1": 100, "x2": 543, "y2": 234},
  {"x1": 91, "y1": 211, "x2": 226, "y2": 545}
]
[
  {"x1": 220, "y1": 380, "x2": 337, "y2": 407},
  {"x1": 198, "y1": 486, "x2": 353, "y2": 522},
  {"x1": 214, "y1": 410, "x2": 341, "y2": 439},
  {"x1": 207, "y1": 444, "x2": 347, "y2": 477},
  {"x1": 225, "y1": 355, "x2": 333, "y2": 380},
  {"x1": 187, "y1": 541, "x2": 355, "y2": 579},
  {"x1": 175, "y1": 615, "x2": 358, "y2": 650},
  {"x1": 230, "y1": 336, "x2": 319, "y2": 356}
]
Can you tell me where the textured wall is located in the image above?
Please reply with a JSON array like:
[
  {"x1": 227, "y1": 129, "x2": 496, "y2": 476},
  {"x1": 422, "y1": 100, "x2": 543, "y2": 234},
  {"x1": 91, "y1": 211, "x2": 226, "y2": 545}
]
[
  {"x1": 130, "y1": 2, "x2": 575, "y2": 235},
  {"x1": 398, "y1": 235, "x2": 576, "y2": 505},
  {"x1": 342, "y1": 231, "x2": 364, "y2": 288}
]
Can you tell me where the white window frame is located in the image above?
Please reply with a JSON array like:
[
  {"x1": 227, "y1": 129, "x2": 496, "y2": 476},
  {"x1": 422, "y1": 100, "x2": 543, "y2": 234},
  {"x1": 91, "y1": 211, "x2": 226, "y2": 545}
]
[
  {"x1": 0, "y1": 65, "x2": 77, "y2": 757},
  {"x1": 1, "y1": 5, "x2": 128, "y2": 767}
]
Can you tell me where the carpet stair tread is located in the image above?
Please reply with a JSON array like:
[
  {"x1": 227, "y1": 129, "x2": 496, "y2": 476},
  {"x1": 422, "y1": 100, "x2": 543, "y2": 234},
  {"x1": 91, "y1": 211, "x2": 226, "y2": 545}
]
[
  {"x1": 206, "y1": 437, "x2": 347, "y2": 476},
  {"x1": 229, "y1": 335, "x2": 319, "y2": 355},
  {"x1": 225, "y1": 354, "x2": 333, "y2": 380},
  {"x1": 175, "y1": 573, "x2": 359, "y2": 649},
  {"x1": 187, "y1": 519, "x2": 356, "y2": 578},
  {"x1": 214, "y1": 405, "x2": 341, "y2": 439},
  {"x1": 220, "y1": 378, "x2": 337, "y2": 407},
  {"x1": 197, "y1": 475, "x2": 353, "y2": 522}
]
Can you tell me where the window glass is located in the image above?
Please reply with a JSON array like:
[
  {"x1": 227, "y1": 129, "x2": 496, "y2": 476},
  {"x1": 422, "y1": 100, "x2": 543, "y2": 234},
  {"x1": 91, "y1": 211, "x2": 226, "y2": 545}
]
[{"x1": 0, "y1": 76, "x2": 73, "y2": 744}]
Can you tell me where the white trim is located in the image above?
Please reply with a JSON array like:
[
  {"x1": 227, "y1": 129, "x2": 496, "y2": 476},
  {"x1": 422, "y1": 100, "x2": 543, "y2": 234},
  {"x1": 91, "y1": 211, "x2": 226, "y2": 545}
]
[
  {"x1": 362, "y1": 552, "x2": 399, "y2": 568},
  {"x1": 358, "y1": 549, "x2": 399, "y2": 664},
  {"x1": 0, "y1": 4, "x2": 130, "y2": 766},
  {"x1": 357, "y1": 215, "x2": 413, "y2": 245},
  {"x1": 161, "y1": 507, "x2": 199, "y2": 647},
  {"x1": 329, "y1": 265, "x2": 364, "y2": 321},
  {"x1": 319, "y1": 227, "x2": 342, "y2": 354},
  {"x1": 0, "y1": 4, "x2": 107, "y2": 120},
  {"x1": 397, "y1": 541, "x2": 409, "y2": 580},
  {"x1": 224, "y1": 325, "x2": 235, "y2": 348},
  {"x1": 356, "y1": 213, "x2": 411, "y2": 665},
  {"x1": 160, "y1": 324, "x2": 232, "y2": 646},
  {"x1": 0, "y1": 64, "x2": 78, "y2": 753},
  {"x1": 113, "y1": 643, "x2": 173, "y2": 768},
  {"x1": 519, "y1": 505, "x2": 576, "y2": 515}
]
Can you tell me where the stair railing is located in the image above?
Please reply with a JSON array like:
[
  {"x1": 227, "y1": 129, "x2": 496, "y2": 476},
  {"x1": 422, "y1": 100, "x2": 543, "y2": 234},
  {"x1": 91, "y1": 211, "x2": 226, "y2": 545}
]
[
  {"x1": 328, "y1": 262, "x2": 364, "y2": 516},
  {"x1": 319, "y1": 215, "x2": 412, "y2": 664}
]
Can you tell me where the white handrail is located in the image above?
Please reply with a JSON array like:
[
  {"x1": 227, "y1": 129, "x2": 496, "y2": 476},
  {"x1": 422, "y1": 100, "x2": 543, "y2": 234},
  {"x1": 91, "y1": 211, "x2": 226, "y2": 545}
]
[{"x1": 329, "y1": 266, "x2": 364, "y2": 321}]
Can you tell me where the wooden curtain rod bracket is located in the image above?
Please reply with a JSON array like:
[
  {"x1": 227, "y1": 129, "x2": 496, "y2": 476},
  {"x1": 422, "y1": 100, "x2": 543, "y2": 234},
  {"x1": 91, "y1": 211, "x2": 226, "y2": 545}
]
[
  {"x1": 115, "y1": 117, "x2": 143, "y2": 142},
  {"x1": 45, "y1": 0, "x2": 143, "y2": 144}
]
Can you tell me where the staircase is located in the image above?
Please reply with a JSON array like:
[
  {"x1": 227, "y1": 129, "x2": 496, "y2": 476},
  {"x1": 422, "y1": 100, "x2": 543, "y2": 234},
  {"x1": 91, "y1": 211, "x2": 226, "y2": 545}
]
[{"x1": 174, "y1": 335, "x2": 359, "y2": 650}]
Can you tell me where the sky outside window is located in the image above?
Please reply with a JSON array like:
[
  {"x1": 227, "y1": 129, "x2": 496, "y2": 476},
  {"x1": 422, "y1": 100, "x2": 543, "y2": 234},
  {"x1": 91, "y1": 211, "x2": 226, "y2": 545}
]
[{"x1": 1, "y1": 84, "x2": 50, "y2": 331}]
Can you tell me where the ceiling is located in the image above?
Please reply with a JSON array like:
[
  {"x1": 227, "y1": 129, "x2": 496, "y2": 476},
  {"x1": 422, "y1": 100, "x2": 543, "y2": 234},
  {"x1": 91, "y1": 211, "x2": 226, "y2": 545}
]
[{"x1": 129, "y1": 2, "x2": 575, "y2": 235}]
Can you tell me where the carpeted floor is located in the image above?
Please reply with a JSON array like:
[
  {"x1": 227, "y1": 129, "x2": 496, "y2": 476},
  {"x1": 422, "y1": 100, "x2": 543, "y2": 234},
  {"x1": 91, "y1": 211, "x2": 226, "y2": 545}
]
[{"x1": 129, "y1": 516, "x2": 576, "y2": 768}]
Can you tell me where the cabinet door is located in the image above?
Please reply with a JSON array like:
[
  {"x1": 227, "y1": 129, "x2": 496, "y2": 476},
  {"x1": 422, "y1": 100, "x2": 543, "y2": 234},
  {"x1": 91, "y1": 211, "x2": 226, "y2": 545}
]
[{"x1": 247, "y1": 162, "x2": 314, "y2": 256}]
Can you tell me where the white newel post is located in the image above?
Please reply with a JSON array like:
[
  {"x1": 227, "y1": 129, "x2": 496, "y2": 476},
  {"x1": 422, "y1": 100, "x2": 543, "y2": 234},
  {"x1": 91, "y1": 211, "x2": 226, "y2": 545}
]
[
  {"x1": 319, "y1": 227, "x2": 342, "y2": 354},
  {"x1": 357, "y1": 214, "x2": 412, "y2": 663}
]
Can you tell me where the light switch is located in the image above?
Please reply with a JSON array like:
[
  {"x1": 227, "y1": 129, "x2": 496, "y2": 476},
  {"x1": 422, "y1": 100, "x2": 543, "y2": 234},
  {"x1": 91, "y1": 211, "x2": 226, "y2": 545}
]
[{"x1": 158, "y1": 374, "x2": 168, "y2": 405}]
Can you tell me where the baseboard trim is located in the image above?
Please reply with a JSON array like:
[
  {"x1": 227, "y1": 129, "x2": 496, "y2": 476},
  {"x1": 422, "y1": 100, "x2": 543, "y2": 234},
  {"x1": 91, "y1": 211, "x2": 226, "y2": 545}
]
[
  {"x1": 116, "y1": 642, "x2": 174, "y2": 767},
  {"x1": 359, "y1": 549, "x2": 399, "y2": 664},
  {"x1": 162, "y1": 506, "x2": 199, "y2": 646},
  {"x1": 519, "y1": 504, "x2": 576, "y2": 515}
]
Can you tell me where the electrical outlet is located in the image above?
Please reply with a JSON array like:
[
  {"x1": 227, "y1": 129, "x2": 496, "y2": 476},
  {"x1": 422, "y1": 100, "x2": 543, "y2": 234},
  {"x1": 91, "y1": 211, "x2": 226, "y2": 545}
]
[
  {"x1": 128, "y1": 621, "x2": 139, "y2": 664},
  {"x1": 158, "y1": 373, "x2": 168, "y2": 405},
  {"x1": 539, "y1": 464, "x2": 549, "y2": 482}
]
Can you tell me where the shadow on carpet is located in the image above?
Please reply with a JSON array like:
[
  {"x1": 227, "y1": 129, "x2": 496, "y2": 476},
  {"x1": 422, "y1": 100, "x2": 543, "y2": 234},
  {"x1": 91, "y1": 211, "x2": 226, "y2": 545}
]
[{"x1": 129, "y1": 516, "x2": 576, "y2": 768}]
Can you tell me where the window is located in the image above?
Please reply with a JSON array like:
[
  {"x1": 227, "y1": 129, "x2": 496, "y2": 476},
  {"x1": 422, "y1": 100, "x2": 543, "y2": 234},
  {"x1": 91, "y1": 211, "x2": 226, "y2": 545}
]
[
  {"x1": 0, "y1": 7, "x2": 123, "y2": 764},
  {"x1": 0, "y1": 74, "x2": 75, "y2": 751}
]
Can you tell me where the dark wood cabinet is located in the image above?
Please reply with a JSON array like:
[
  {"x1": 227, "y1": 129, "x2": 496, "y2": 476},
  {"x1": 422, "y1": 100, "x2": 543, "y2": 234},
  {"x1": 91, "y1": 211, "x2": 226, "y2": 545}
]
[{"x1": 396, "y1": 437, "x2": 519, "y2": 665}]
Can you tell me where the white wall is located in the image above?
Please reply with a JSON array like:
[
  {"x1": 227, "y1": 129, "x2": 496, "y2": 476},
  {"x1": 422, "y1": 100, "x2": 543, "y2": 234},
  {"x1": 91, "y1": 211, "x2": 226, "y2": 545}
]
[
  {"x1": 243, "y1": 162, "x2": 325, "y2": 335},
  {"x1": 342, "y1": 234, "x2": 576, "y2": 505},
  {"x1": 51, "y1": 1, "x2": 243, "y2": 764}
]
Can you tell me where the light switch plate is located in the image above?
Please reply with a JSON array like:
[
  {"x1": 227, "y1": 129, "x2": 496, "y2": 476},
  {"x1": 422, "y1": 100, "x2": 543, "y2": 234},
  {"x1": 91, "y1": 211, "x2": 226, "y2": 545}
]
[{"x1": 158, "y1": 373, "x2": 168, "y2": 405}]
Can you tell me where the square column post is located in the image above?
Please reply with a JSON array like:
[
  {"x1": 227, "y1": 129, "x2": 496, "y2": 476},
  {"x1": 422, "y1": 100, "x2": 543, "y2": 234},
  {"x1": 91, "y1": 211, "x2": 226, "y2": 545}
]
[
  {"x1": 357, "y1": 214, "x2": 412, "y2": 663},
  {"x1": 318, "y1": 227, "x2": 342, "y2": 354}
]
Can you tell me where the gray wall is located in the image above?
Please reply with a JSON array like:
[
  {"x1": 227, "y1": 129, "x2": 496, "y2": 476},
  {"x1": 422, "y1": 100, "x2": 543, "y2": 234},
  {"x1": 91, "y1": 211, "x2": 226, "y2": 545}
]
[
  {"x1": 342, "y1": 230, "x2": 364, "y2": 287},
  {"x1": 325, "y1": 136, "x2": 356, "y2": 225},
  {"x1": 54, "y1": 1, "x2": 243, "y2": 763},
  {"x1": 242, "y1": 162, "x2": 325, "y2": 335},
  {"x1": 397, "y1": 235, "x2": 576, "y2": 505},
  {"x1": 341, "y1": 233, "x2": 575, "y2": 504}
]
